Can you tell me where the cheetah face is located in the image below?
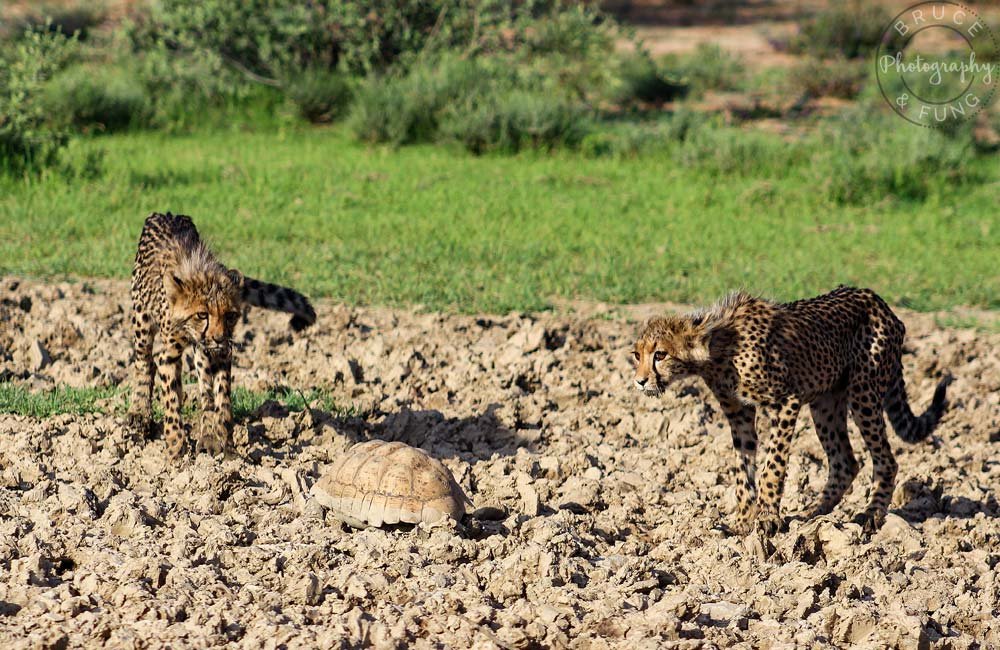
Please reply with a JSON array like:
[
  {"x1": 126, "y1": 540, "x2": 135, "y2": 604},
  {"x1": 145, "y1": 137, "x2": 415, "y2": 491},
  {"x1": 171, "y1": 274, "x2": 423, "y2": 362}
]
[
  {"x1": 632, "y1": 338, "x2": 691, "y2": 395},
  {"x1": 632, "y1": 315, "x2": 714, "y2": 395},
  {"x1": 166, "y1": 272, "x2": 242, "y2": 355}
]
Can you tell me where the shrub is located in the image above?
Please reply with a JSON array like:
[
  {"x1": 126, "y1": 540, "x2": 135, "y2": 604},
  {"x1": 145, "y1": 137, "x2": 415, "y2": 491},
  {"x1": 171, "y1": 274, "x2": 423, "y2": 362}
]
[
  {"x1": 0, "y1": 2, "x2": 106, "y2": 41},
  {"x1": 663, "y1": 43, "x2": 745, "y2": 96},
  {"x1": 127, "y1": 1, "x2": 519, "y2": 83},
  {"x1": 789, "y1": 57, "x2": 866, "y2": 99},
  {"x1": 790, "y1": 3, "x2": 903, "y2": 59},
  {"x1": 0, "y1": 26, "x2": 77, "y2": 175},
  {"x1": 580, "y1": 109, "x2": 713, "y2": 158},
  {"x1": 127, "y1": 1, "x2": 631, "y2": 95},
  {"x1": 819, "y1": 111, "x2": 977, "y2": 204},
  {"x1": 607, "y1": 52, "x2": 685, "y2": 105},
  {"x1": 678, "y1": 126, "x2": 804, "y2": 177},
  {"x1": 441, "y1": 89, "x2": 590, "y2": 153},
  {"x1": 43, "y1": 65, "x2": 150, "y2": 132},
  {"x1": 286, "y1": 70, "x2": 354, "y2": 123},
  {"x1": 349, "y1": 56, "x2": 496, "y2": 146}
]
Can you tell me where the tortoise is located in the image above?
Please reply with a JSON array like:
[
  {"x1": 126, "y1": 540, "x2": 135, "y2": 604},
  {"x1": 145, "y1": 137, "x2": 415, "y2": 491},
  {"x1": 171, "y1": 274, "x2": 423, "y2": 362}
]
[{"x1": 311, "y1": 440, "x2": 473, "y2": 528}]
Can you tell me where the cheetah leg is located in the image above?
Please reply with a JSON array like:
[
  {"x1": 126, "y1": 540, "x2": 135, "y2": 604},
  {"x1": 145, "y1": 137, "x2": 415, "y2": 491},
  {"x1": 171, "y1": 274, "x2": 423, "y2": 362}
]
[
  {"x1": 126, "y1": 308, "x2": 156, "y2": 434},
  {"x1": 808, "y1": 391, "x2": 858, "y2": 518},
  {"x1": 849, "y1": 382, "x2": 897, "y2": 536},
  {"x1": 195, "y1": 347, "x2": 233, "y2": 455},
  {"x1": 193, "y1": 346, "x2": 214, "y2": 412},
  {"x1": 754, "y1": 397, "x2": 801, "y2": 537},
  {"x1": 717, "y1": 397, "x2": 759, "y2": 534},
  {"x1": 155, "y1": 335, "x2": 187, "y2": 460}
]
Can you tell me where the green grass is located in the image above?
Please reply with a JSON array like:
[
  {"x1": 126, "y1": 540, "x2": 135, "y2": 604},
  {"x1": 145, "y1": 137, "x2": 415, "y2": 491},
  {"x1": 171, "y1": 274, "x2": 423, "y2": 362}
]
[
  {"x1": 0, "y1": 383, "x2": 352, "y2": 419},
  {"x1": 231, "y1": 387, "x2": 355, "y2": 419},
  {"x1": 0, "y1": 125, "x2": 997, "y2": 312},
  {"x1": 0, "y1": 384, "x2": 118, "y2": 418}
]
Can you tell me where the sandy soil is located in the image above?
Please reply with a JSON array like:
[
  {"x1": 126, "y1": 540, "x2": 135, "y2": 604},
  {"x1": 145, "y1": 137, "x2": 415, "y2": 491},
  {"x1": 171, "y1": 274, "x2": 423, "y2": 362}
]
[{"x1": 1, "y1": 277, "x2": 999, "y2": 649}]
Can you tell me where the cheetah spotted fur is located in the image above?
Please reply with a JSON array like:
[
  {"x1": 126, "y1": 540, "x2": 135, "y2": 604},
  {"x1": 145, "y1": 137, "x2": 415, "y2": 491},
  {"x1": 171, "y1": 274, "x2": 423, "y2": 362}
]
[
  {"x1": 126, "y1": 212, "x2": 317, "y2": 459},
  {"x1": 632, "y1": 286, "x2": 950, "y2": 537}
]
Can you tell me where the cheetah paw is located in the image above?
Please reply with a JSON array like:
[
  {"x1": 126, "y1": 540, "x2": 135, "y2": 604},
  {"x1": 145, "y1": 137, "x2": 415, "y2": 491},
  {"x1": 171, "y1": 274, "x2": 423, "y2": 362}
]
[
  {"x1": 195, "y1": 411, "x2": 230, "y2": 456},
  {"x1": 852, "y1": 510, "x2": 885, "y2": 538},
  {"x1": 125, "y1": 410, "x2": 152, "y2": 436},
  {"x1": 754, "y1": 512, "x2": 783, "y2": 538}
]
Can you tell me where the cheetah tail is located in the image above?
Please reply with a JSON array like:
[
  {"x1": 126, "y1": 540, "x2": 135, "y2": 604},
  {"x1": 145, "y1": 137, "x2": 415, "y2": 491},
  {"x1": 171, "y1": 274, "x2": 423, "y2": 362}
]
[
  {"x1": 884, "y1": 368, "x2": 952, "y2": 443},
  {"x1": 239, "y1": 276, "x2": 317, "y2": 331}
]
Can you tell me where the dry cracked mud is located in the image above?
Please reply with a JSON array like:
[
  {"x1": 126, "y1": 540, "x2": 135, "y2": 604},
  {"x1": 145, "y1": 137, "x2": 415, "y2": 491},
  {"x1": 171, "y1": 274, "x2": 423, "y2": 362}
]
[{"x1": 1, "y1": 277, "x2": 998, "y2": 648}]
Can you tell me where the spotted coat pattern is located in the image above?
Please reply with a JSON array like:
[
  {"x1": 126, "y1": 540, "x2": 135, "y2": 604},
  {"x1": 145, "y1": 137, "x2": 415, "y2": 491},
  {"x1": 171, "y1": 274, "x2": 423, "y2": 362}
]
[
  {"x1": 126, "y1": 212, "x2": 317, "y2": 459},
  {"x1": 632, "y1": 286, "x2": 950, "y2": 537}
]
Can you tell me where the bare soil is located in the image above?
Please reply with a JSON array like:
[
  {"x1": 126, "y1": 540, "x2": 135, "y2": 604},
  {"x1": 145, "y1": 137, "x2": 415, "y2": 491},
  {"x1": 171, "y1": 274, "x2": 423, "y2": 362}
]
[{"x1": 1, "y1": 277, "x2": 999, "y2": 648}]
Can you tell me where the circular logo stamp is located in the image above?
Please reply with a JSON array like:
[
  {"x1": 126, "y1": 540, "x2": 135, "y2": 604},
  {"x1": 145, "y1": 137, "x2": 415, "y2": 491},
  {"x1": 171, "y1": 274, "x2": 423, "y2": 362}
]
[{"x1": 877, "y1": 1, "x2": 998, "y2": 127}]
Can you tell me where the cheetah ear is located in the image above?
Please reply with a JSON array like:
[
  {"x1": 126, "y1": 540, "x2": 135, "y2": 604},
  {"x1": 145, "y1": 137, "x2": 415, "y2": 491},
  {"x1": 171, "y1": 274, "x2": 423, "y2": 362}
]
[
  {"x1": 693, "y1": 324, "x2": 736, "y2": 362},
  {"x1": 165, "y1": 274, "x2": 185, "y2": 296},
  {"x1": 688, "y1": 333, "x2": 712, "y2": 362},
  {"x1": 226, "y1": 268, "x2": 244, "y2": 289}
]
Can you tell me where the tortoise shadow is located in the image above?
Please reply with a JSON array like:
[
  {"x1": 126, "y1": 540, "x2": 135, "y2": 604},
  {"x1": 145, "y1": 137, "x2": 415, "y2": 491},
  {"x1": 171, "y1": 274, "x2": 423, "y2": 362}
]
[{"x1": 893, "y1": 480, "x2": 1000, "y2": 524}]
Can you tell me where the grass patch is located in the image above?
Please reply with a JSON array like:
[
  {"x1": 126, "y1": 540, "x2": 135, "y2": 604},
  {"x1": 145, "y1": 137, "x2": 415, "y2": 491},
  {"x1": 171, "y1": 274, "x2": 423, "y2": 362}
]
[
  {"x1": 0, "y1": 383, "x2": 118, "y2": 418},
  {"x1": 0, "y1": 124, "x2": 997, "y2": 312},
  {"x1": 0, "y1": 383, "x2": 352, "y2": 420},
  {"x1": 231, "y1": 387, "x2": 355, "y2": 420}
]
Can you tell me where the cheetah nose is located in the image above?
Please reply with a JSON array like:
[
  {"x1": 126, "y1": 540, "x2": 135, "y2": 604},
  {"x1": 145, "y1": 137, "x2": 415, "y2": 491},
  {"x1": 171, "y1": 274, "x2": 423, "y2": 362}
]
[{"x1": 635, "y1": 377, "x2": 648, "y2": 390}]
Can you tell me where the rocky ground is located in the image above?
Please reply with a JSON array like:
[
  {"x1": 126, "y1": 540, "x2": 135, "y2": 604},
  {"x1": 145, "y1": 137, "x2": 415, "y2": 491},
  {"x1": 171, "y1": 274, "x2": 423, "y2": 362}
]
[{"x1": 1, "y1": 277, "x2": 998, "y2": 649}]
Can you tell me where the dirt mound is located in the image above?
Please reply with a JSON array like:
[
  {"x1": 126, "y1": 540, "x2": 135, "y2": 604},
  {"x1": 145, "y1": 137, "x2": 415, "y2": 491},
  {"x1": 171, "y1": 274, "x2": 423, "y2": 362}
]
[{"x1": 1, "y1": 277, "x2": 998, "y2": 648}]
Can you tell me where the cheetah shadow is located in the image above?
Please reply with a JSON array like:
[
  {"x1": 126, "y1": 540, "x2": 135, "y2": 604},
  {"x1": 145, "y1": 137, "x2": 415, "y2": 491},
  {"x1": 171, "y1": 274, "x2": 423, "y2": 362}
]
[
  {"x1": 365, "y1": 403, "x2": 534, "y2": 461},
  {"x1": 241, "y1": 400, "x2": 532, "y2": 466}
]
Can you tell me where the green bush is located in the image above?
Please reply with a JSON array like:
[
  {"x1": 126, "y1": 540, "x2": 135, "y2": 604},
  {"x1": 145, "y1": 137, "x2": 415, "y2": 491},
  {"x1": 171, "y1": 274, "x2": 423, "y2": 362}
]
[
  {"x1": 663, "y1": 43, "x2": 745, "y2": 96},
  {"x1": 126, "y1": 1, "x2": 630, "y2": 100},
  {"x1": 607, "y1": 53, "x2": 685, "y2": 105},
  {"x1": 790, "y1": 3, "x2": 903, "y2": 59},
  {"x1": 0, "y1": 27, "x2": 77, "y2": 175},
  {"x1": 126, "y1": 1, "x2": 545, "y2": 84},
  {"x1": 349, "y1": 56, "x2": 496, "y2": 145},
  {"x1": 43, "y1": 65, "x2": 150, "y2": 132},
  {"x1": 580, "y1": 109, "x2": 713, "y2": 158},
  {"x1": 678, "y1": 125, "x2": 804, "y2": 177},
  {"x1": 0, "y1": 2, "x2": 106, "y2": 41},
  {"x1": 286, "y1": 70, "x2": 354, "y2": 123},
  {"x1": 441, "y1": 89, "x2": 590, "y2": 153},
  {"x1": 789, "y1": 57, "x2": 866, "y2": 99},
  {"x1": 819, "y1": 111, "x2": 977, "y2": 204}
]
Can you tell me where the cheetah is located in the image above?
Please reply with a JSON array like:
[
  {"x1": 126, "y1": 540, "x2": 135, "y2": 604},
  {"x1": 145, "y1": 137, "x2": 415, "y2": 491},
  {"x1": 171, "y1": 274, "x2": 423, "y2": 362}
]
[
  {"x1": 126, "y1": 212, "x2": 316, "y2": 459},
  {"x1": 632, "y1": 286, "x2": 950, "y2": 537}
]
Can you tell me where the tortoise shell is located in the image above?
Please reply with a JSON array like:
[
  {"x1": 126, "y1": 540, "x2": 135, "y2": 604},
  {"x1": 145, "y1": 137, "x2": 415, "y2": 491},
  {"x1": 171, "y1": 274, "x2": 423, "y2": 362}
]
[{"x1": 311, "y1": 440, "x2": 472, "y2": 528}]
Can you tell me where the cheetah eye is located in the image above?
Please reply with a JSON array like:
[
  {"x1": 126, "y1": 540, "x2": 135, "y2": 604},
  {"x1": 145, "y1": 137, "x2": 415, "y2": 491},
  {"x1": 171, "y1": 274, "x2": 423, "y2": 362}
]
[
  {"x1": 195, "y1": 312, "x2": 208, "y2": 320},
  {"x1": 653, "y1": 351, "x2": 667, "y2": 362},
  {"x1": 632, "y1": 351, "x2": 640, "y2": 362}
]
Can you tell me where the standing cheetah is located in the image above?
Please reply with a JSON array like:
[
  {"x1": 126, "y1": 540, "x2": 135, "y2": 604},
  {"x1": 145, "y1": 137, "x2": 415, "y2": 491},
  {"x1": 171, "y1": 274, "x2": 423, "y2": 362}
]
[
  {"x1": 126, "y1": 212, "x2": 316, "y2": 459},
  {"x1": 632, "y1": 286, "x2": 950, "y2": 537}
]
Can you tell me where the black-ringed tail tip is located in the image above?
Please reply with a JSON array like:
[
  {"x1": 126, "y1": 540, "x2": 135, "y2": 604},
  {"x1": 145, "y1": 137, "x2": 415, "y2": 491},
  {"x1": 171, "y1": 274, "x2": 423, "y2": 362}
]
[{"x1": 310, "y1": 440, "x2": 473, "y2": 529}]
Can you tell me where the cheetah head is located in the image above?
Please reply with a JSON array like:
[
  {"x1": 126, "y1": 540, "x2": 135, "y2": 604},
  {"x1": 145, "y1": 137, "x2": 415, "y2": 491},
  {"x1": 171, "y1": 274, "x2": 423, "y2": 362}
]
[
  {"x1": 632, "y1": 314, "x2": 718, "y2": 395},
  {"x1": 165, "y1": 267, "x2": 243, "y2": 356}
]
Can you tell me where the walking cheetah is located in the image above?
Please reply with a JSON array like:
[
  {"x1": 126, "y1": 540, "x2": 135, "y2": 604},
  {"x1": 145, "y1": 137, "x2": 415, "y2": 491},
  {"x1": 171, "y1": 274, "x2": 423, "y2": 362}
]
[
  {"x1": 126, "y1": 212, "x2": 316, "y2": 459},
  {"x1": 632, "y1": 286, "x2": 950, "y2": 537}
]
